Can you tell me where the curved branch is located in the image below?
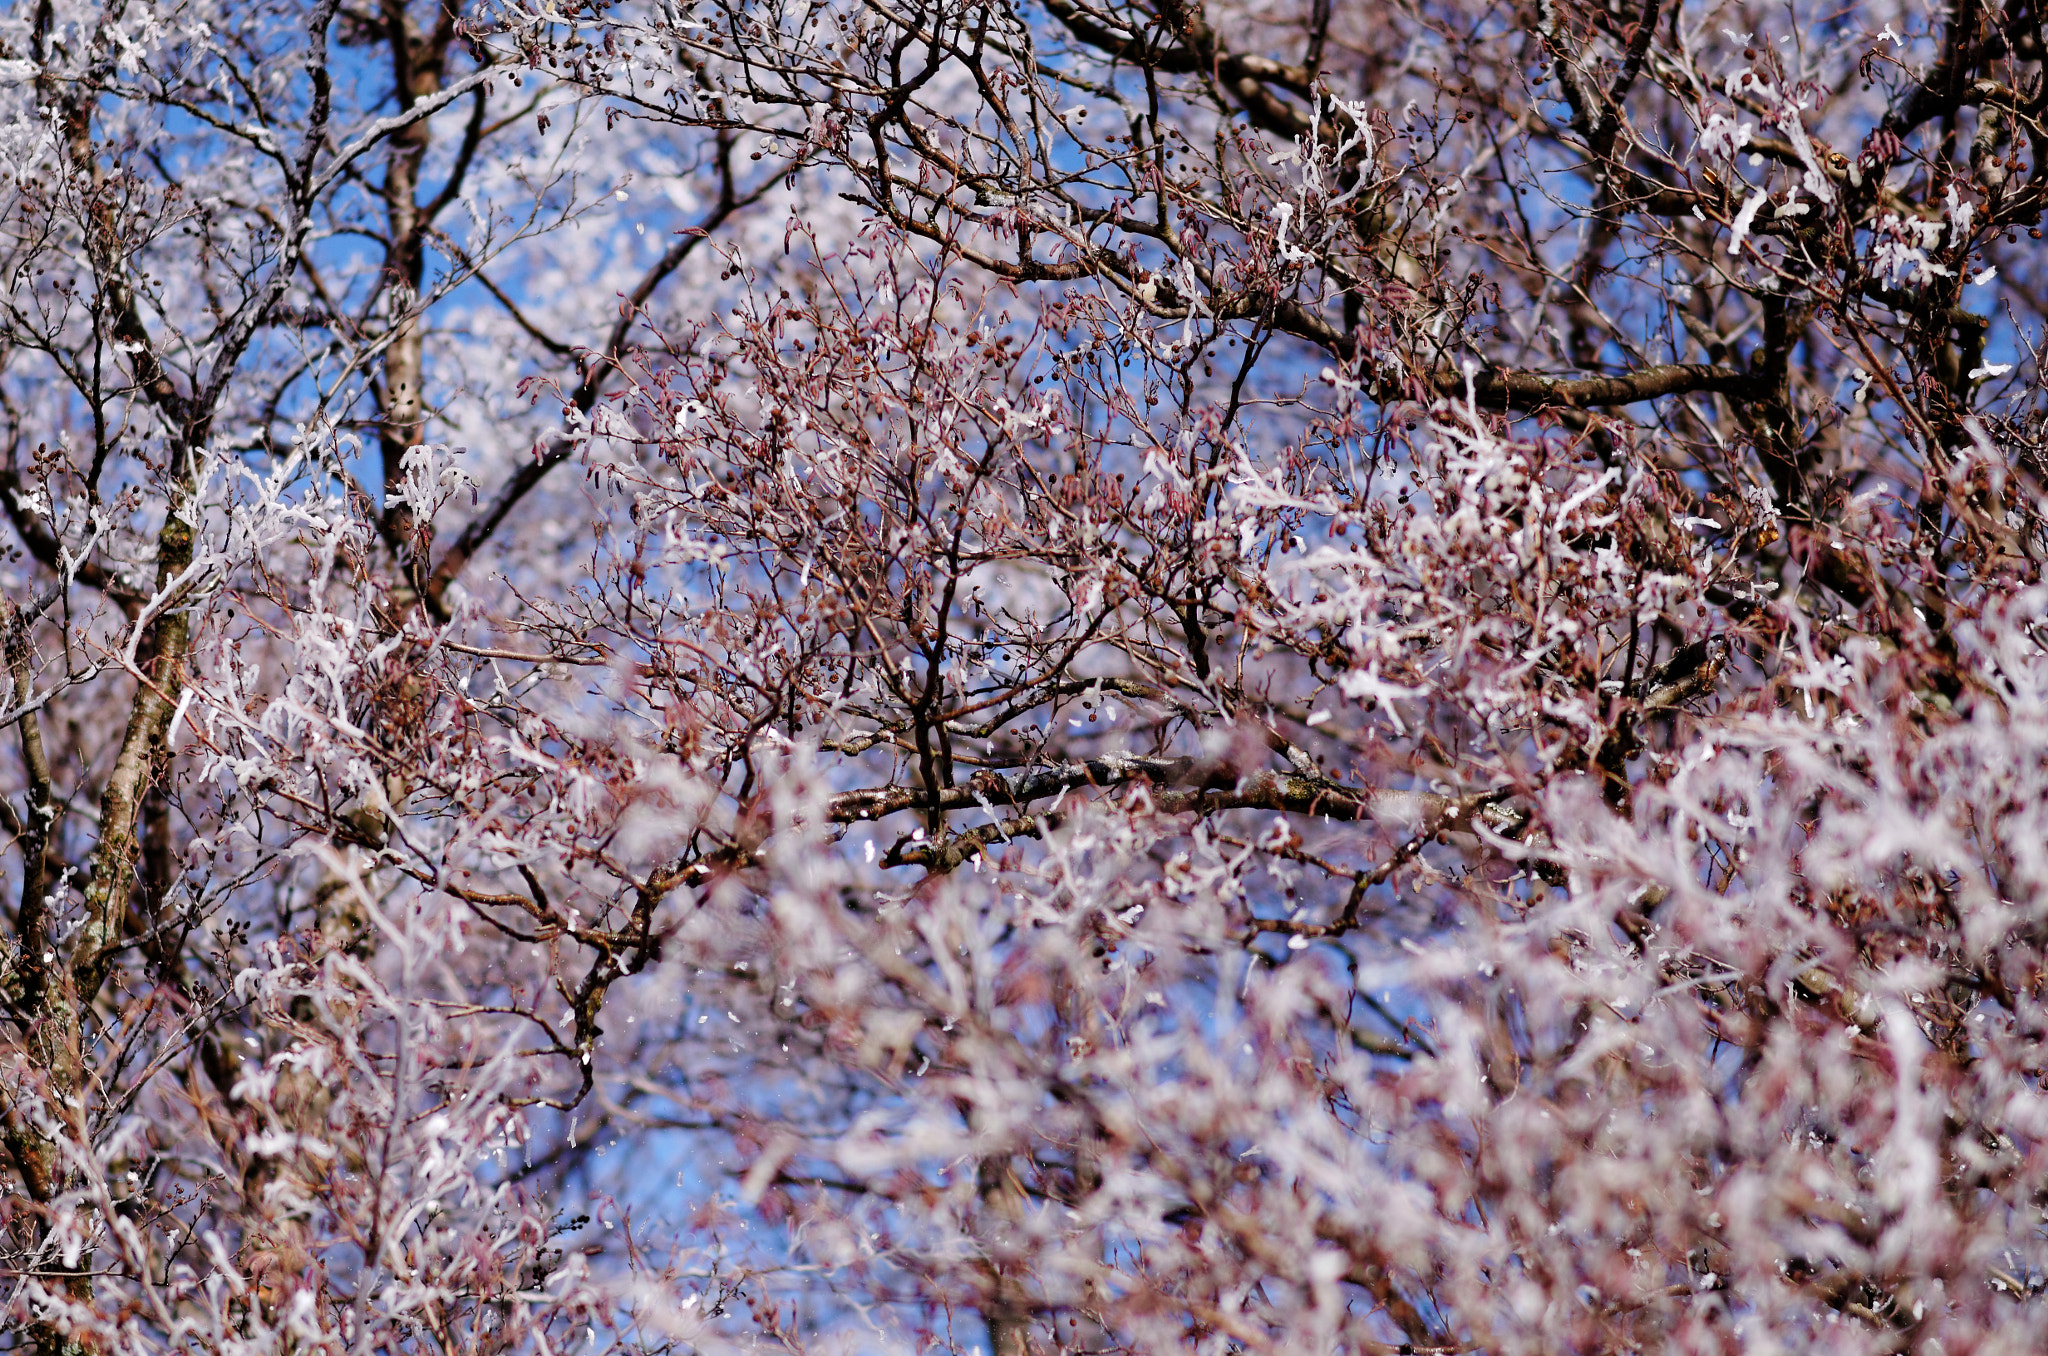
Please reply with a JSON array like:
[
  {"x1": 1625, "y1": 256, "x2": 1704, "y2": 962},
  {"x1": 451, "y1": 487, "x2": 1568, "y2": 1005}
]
[{"x1": 422, "y1": 141, "x2": 790, "y2": 614}]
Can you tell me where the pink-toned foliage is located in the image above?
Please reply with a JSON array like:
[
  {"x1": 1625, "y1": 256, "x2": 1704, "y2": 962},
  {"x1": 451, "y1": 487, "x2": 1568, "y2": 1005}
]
[{"x1": 5, "y1": 0, "x2": 2048, "y2": 1353}]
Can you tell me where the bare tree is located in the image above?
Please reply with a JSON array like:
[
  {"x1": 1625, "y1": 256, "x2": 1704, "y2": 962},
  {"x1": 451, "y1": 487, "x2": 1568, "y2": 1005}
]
[{"x1": 6, "y1": 0, "x2": 2048, "y2": 1352}]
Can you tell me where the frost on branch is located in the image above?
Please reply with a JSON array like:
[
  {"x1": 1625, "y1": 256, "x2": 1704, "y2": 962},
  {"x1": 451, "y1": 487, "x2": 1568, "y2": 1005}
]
[{"x1": 8, "y1": 0, "x2": 2048, "y2": 1352}]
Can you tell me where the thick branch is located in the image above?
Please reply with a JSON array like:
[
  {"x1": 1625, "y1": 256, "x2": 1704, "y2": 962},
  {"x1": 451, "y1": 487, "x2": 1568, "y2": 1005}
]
[
  {"x1": 1431, "y1": 362, "x2": 1754, "y2": 411},
  {"x1": 831, "y1": 751, "x2": 1459, "y2": 829}
]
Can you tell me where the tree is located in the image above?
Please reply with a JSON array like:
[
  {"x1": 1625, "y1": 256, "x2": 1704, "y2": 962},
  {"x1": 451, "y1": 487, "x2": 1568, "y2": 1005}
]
[{"x1": 5, "y1": 0, "x2": 2048, "y2": 1350}]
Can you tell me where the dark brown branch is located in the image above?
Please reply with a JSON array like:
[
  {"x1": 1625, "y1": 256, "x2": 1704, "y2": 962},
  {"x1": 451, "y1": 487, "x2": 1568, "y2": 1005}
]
[
  {"x1": 831, "y1": 751, "x2": 1461, "y2": 831},
  {"x1": 1430, "y1": 362, "x2": 1755, "y2": 411}
]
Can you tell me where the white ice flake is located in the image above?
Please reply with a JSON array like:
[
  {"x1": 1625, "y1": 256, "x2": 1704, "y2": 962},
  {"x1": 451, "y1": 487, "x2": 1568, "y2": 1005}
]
[{"x1": 1726, "y1": 188, "x2": 1770, "y2": 256}]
